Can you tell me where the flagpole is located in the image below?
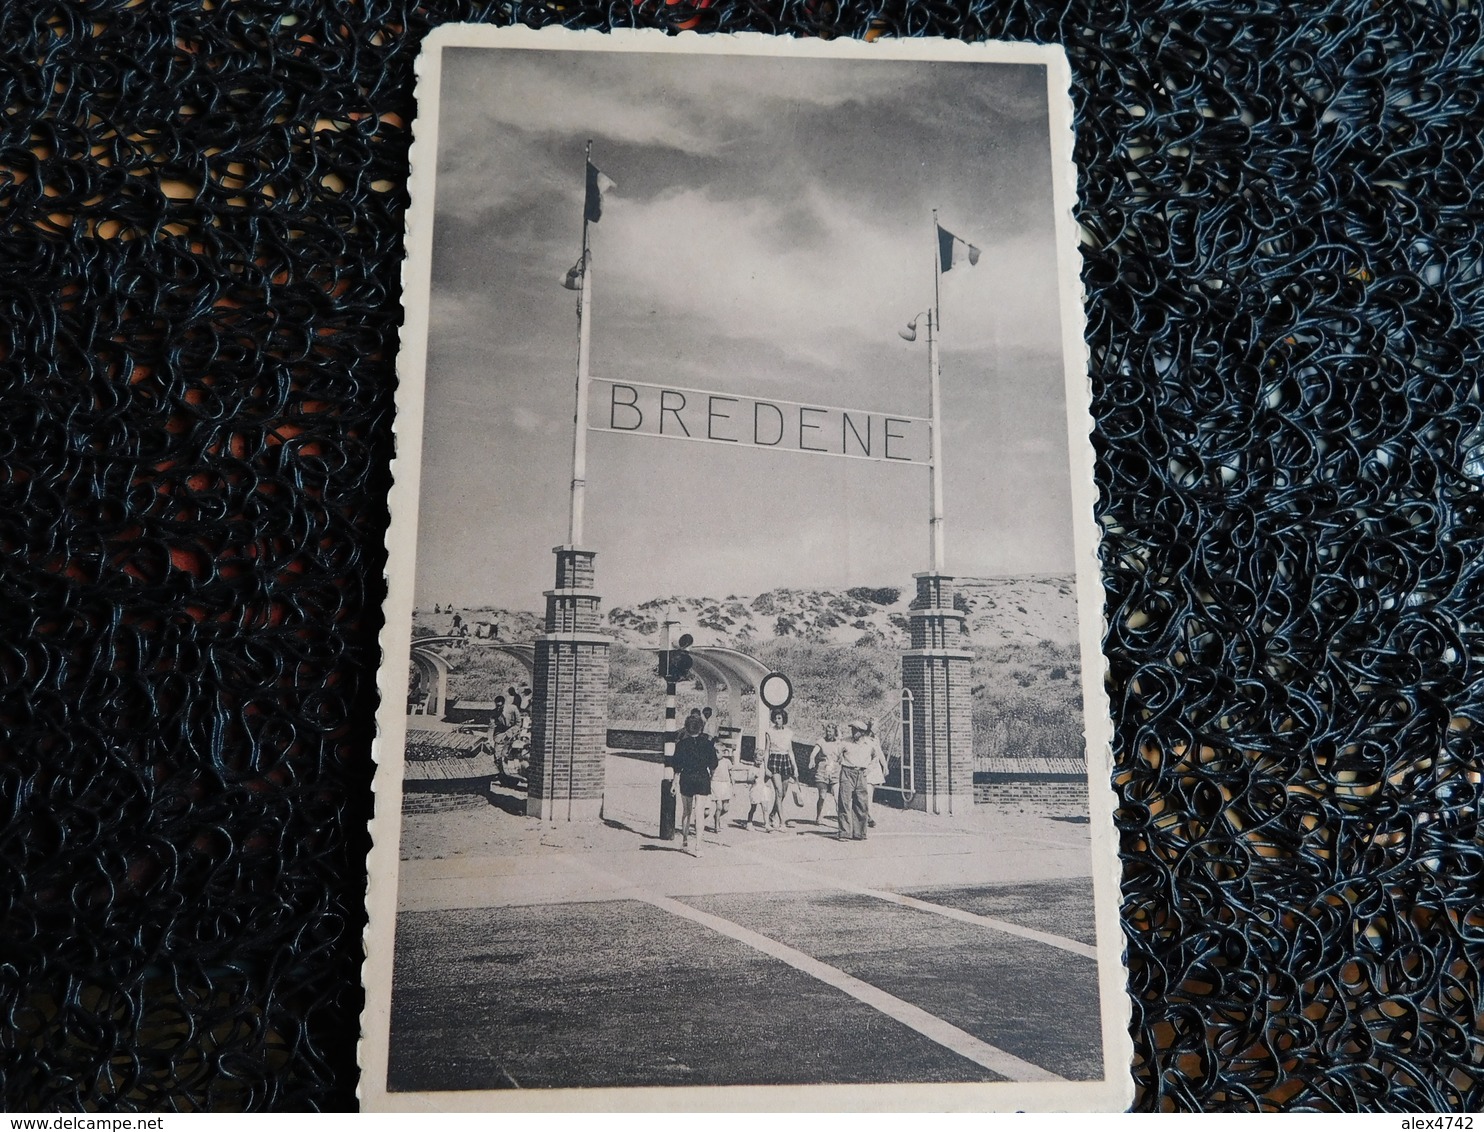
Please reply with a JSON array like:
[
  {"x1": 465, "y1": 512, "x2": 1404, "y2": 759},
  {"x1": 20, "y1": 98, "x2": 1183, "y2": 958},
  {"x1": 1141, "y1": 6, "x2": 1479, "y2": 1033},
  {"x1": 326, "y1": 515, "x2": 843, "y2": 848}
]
[
  {"x1": 929, "y1": 209, "x2": 946, "y2": 574},
  {"x1": 568, "y1": 140, "x2": 594, "y2": 547}
]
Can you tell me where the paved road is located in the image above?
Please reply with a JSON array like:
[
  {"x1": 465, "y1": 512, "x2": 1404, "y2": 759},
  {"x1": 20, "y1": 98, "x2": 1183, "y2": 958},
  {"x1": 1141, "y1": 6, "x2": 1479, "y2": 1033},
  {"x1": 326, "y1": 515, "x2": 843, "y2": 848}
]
[{"x1": 388, "y1": 754, "x2": 1104, "y2": 1093}]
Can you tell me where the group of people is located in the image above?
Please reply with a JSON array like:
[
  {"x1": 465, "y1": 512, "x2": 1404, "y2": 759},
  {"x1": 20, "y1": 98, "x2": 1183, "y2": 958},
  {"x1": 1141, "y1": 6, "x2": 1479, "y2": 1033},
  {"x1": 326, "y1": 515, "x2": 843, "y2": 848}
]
[
  {"x1": 666, "y1": 706, "x2": 890, "y2": 855},
  {"x1": 759, "y1": 710, "x2": 889, "y2": 841},
  {"x1": 489, "y1": 685, "x2": 533, "y2": 780},
  {"x1": 430, "y1": 606, "x2": 500, "y2": 643}
]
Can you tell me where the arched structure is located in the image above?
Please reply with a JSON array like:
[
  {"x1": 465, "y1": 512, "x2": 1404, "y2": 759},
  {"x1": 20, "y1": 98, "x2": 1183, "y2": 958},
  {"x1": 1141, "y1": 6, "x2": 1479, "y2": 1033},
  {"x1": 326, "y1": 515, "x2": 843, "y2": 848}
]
[
  {"x1": 652, "y1": 645, "x2": 774, "y2": 748},
  {"x1": 407, "y1": 646, "x2": 451, "y2": 718},
  {"x1": 407, "y1": 636, "x2": 538, "y2": 721},
  {"x1": 485, "y1": 642, "x2": 537, "y2": 676}
]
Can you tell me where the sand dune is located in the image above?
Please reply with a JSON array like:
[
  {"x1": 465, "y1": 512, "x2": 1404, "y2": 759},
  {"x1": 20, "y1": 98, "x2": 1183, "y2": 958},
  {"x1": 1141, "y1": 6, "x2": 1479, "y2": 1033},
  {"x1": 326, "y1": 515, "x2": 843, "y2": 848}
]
[{"x1": 604, "y1": 576, "x2": 1079, "y2": 652}]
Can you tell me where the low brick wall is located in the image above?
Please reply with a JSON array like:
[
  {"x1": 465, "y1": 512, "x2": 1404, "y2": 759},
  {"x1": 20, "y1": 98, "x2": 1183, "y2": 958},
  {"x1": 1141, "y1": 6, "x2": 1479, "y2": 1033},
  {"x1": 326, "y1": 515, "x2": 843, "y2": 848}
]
[
  {"x1": 974, "y1": 772, "x2": 1089, "y2": 817},
  {"x1": 606, "y1": 726, "x2": 664, "y2": 753},
  {"x1": 401, "y1": 786, "x2": 492, "y2": 816},
  {"x1": 444, "y1": 700, "x2": 498, "y2": 726},
  {"x1": 606, "y1": 727, "x2": 764, "y2": 765}
]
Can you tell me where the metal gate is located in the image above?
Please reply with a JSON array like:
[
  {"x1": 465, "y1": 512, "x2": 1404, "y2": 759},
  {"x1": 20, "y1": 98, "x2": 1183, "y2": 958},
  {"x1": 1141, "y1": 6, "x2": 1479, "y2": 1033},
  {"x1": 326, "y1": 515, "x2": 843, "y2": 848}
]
[{"x1": 869, "y1": 689, "x2": 917, "y2": 807}]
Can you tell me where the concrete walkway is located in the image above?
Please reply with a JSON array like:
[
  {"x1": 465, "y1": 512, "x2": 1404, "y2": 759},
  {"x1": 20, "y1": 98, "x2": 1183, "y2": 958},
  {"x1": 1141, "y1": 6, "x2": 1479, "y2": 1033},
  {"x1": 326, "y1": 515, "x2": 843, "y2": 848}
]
[
  {"x1": 388, "y1": 752, "x2": 1104, "y2": 1092},
  {"x1": 400, "y1": 752, "x2": 1093, "y2": 915}
]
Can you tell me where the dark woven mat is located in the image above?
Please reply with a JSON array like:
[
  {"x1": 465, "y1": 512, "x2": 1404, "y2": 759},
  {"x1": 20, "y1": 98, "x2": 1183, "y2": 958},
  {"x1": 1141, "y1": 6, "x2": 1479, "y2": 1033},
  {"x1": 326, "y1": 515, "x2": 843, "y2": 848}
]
[{"x1": 3, "y1": 0, "x2": 1481, "y2": 1113}]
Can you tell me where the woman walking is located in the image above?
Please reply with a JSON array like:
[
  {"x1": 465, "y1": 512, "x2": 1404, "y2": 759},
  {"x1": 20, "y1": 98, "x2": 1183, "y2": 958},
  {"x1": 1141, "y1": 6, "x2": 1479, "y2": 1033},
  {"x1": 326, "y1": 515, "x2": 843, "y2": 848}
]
[
  {"x1": 760, "y1": 707, "x2": 798, "y2": 831},
  {"x1": 671, "y1": 713, "x2": 719, "y2": 856},
  {"x1": 811, "y1": 723, "x2": 845, "y2": 826}
]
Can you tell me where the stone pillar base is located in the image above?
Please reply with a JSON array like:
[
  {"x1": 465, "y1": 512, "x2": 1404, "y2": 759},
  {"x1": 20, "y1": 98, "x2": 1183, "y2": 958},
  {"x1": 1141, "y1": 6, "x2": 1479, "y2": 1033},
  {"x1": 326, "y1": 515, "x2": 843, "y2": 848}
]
[
  {"x1": 526, "y1": 546, "x2": 611, "y2": 824},
  {"x1": 901, "y1": 787, "x2": 975, "y2": 813},
  {"x1": 526, "y1": 795, "x2": 604, "y2": 823},
  {"x1": 901, "y1": 572, "x2": 976, "y2": 813}
]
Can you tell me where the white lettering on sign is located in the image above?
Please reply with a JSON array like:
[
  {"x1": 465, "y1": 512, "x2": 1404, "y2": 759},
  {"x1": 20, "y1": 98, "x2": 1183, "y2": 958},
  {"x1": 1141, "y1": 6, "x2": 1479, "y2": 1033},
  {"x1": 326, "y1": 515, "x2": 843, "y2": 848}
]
[{"x1": 590, "y1": 379, "x2": 930, "y2": 466}]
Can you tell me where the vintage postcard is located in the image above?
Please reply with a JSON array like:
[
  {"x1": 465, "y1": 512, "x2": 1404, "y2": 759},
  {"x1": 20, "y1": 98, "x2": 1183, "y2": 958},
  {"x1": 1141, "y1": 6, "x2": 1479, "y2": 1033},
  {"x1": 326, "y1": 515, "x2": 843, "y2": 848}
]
[{"x1": 361, "y1": 25, "x2": 1130, "y2": 1111}]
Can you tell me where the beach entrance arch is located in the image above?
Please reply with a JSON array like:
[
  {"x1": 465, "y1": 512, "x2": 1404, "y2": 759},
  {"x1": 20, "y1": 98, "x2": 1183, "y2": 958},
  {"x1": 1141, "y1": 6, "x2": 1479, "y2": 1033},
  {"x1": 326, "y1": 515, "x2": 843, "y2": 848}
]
[{"x1": 526, "y1": 154, "x2": 976, "y2": 823}]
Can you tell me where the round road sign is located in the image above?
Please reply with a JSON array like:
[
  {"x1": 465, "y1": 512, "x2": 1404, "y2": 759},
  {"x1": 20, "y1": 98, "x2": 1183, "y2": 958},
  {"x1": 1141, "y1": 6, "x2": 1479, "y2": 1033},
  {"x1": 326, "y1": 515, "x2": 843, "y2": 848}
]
[{"x1": 758, "y1": 671, "x2": 793, "y2": 710}]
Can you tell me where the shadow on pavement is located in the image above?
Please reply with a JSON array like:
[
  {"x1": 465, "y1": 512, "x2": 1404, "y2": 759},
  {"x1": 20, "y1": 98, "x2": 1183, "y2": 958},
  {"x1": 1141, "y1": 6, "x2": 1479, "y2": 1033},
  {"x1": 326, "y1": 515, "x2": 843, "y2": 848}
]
[
  {"x1": 602, "y1": 816, "x2": 665, "y2": 841},
  {"x1": 485, "y1": 789, "x2": 527, "y2": 818}
]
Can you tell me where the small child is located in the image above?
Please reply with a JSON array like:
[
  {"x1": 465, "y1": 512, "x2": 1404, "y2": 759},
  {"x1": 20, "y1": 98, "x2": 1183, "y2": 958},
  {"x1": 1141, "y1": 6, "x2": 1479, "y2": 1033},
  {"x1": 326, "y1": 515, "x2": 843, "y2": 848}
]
[
  {"x1": 745, "y1": 765, "x2": 773, "y2": 830},
  {"x1": 710, "y1": 744, "x2": 736, "y2": 833}
]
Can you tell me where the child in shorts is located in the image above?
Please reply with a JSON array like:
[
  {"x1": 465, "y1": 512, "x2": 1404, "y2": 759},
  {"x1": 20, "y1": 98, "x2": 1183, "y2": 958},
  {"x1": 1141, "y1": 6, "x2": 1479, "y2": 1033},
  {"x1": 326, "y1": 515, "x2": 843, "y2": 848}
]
[
  {"x1": 745, "y1": 765, "x2": 773, "y2": 830},
  {"x1": 710, "y1": 743, "x2": 736, "y2": 832}
]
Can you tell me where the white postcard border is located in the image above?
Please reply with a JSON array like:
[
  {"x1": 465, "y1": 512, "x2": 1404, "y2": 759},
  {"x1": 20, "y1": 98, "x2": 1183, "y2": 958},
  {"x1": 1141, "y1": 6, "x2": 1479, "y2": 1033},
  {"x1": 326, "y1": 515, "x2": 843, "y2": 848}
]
[{"x1": 360, "y1": 23, "x2": 1132, "y2": 1113}]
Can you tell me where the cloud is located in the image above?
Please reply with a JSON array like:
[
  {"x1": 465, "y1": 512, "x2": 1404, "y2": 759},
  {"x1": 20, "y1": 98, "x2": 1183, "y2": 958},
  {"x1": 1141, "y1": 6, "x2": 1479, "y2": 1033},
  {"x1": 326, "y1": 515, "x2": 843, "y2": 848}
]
[
  {"x1": 429, "y1": 290, "x2": 479, "y2": 335},
  {"x1": 593, "y1": 184, "x2": 1062, "y2": 380},
  {"x1": 412, "y1": 47, "x2": 1081, "y2": 608},
  {"x1": 509, "y1": 404, "x2": 561, "y2": 434},
  {"x1": 440, "y1": 49, "x2": 940, "y2": 153},
  {"x1": 597, "y1": 186, "x2": 905, "y2": 365},
  {"x1": 441, "y1": 51, "x2": 719, "y2": 154},
  {"x1": 427, "y1": 48, "x2": 1067, "y2": 378},
  {"x1": 430, "y1": 49, "x2": 985, "y2": 227}
]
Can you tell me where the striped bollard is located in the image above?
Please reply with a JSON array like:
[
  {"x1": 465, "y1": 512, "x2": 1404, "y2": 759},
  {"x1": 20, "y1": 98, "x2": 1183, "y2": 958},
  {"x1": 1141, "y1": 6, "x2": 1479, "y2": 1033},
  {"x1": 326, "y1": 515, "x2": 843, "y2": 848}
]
[{"x1": 659, "y1": 675, "x2": 678, "y2": 839}]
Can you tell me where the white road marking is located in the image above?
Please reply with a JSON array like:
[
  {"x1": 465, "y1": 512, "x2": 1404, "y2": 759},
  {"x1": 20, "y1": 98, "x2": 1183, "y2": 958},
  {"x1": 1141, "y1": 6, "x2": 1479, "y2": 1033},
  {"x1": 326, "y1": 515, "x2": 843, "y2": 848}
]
[
  {"x1": 402, "y1": 839, "x2": 1097, "y2": 960},
  {"x1": 564, "y1": 856, "x2": 1064, "y2": 1084},
  {"x1": 726, "y1": 840, "x2": 1098, "y2": 960},
  {"x1": 407, "y1": 835, "x2": 1087, "y2": 1083},
  {"x1": 858, "y1": 889, "x2": 1096, "y2": 960}
]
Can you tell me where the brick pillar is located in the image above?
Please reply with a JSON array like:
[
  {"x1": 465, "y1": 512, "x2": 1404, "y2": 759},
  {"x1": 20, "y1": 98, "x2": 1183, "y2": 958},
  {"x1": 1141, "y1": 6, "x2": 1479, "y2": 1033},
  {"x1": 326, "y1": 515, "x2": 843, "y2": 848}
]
[
  {"x1": 528, "y1": 546, "x2": 610, "y2": 822},
  {"x1": 900, "y1": 572, "x2": 975, "y2": 813}
]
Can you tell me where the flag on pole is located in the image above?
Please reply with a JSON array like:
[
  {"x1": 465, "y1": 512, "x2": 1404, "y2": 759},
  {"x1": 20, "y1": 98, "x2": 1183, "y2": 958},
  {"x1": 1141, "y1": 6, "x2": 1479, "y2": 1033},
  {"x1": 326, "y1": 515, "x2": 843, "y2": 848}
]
[
  {"x1": 937, "y1": 224, "x2": 981, "y2": 273},
  {"x1": 585, "y1": 161, "x2": 617, "y2": 223}
]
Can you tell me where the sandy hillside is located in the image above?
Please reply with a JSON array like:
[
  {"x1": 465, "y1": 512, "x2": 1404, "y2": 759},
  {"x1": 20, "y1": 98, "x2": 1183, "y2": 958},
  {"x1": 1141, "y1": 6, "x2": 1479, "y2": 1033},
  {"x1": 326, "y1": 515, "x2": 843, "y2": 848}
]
[
  {"x1": 606, "y1": 576, "x2": 1079, "y2": 651},
  {"x1": 418, "y1": 576, "x2": 1079, "y2": 653}
]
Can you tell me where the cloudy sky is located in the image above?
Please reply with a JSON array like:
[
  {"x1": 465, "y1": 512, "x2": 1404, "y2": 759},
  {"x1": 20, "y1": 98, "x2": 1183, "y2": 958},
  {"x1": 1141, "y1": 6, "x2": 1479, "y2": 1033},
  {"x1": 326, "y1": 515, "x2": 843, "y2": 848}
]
[{"x1": 412, "y1": 41, "x2": 1079, "y2": 610}]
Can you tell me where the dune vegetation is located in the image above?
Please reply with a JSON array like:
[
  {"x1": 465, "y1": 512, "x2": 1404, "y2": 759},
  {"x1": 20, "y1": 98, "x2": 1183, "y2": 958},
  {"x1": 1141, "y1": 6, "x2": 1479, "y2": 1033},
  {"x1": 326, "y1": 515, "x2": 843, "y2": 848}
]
[{"x1": 413, "y1": 577, "x2": 1087, "y2": 768}]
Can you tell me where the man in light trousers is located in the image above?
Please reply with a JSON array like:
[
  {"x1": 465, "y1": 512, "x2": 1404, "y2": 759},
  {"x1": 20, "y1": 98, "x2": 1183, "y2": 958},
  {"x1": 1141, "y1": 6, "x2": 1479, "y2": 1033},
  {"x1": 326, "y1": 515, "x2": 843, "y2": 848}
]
[{"x1": 836, "y1": 719, "x2": 879, "y2": 841}]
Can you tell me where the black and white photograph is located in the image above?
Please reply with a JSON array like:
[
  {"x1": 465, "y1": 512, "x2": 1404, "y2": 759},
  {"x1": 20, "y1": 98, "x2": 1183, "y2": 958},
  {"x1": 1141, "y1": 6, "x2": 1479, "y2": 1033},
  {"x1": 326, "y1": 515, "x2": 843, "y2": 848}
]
[{"x1": 361, "y1": 26, "x2": 1129, "y2": 1111}]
